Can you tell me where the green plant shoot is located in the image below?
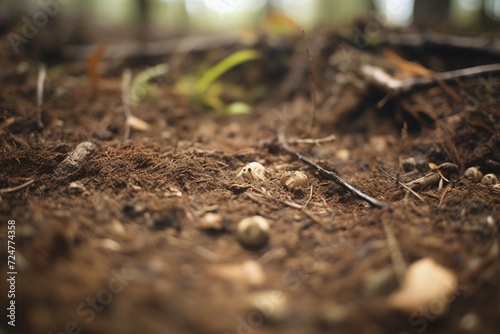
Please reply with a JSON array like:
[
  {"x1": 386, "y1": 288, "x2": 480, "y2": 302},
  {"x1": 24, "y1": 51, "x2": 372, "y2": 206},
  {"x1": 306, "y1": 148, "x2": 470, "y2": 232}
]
[
  {"x1": 194, "y1": 49, "x2": 261, "y2": 94},
  {"x1": 130, "y1": 64, "x2": 169, "y2": 105}
]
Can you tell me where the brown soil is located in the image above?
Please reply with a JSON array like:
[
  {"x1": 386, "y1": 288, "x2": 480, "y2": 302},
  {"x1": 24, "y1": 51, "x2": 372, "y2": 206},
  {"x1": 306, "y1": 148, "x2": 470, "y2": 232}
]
[{"x1": 1, "y1": 28, "x2": 499, "y2": 334}]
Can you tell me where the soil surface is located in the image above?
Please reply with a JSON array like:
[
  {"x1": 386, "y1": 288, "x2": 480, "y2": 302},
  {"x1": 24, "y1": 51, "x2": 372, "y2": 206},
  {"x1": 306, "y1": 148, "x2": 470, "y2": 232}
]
[{"x1": 0, "y1": 28, "x2": 499, "y2": 334}]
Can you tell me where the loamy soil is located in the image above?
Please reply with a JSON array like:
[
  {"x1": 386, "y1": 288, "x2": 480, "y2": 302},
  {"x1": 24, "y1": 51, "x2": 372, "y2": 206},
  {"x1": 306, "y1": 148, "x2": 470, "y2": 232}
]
[{"x1": 0, "y1": 28, "x2": 499, "y2": 334}]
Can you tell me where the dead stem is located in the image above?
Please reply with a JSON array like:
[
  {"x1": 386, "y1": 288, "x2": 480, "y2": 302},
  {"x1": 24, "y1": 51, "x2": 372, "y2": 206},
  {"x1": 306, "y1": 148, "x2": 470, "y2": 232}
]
[
  {"x1": 361, "y1": 63, "x2": 500, "y2": 94},
  {"x1": 289, "y1": 134, "x2": 336, "y2": 146},
  {"x1": 404, "y1": 162, "x2": 458, "y2": 191},
  {"x1": 302, "y1": 185, "x2": 314, "y2": 210},
  {"x1": 301, "y1": 29, "x2": 317, "y2": 136},
  {"x1": 278, "y1": 131, "x2": 388, "y2": 209},
  {"x1": 0, "y1": 179, "x2": 34, "y2": 193},
  {"x1": 381, "y1": 219, "x2": 407, "y2": 284},
  {"x1": 122, "y1": 68, "x2": 132, "y2": 141},
  {"x1": 438, "y1": 186, "x2": 452, "y2": 208},
  {"x1": 36, "y1": 63, "x2": 47, "y2": 129},
  {"x1": 379, "y1": 167, "x2": 425, "y2": 203}
]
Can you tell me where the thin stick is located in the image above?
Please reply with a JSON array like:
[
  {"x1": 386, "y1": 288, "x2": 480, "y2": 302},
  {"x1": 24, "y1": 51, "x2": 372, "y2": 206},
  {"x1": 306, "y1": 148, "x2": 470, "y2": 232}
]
[
  {"x1": 0, "y1": 179, "x2": 34, "y2": 193},
  {"x1": 381, "y1": 219, "x2": 407, "y2": 284},
  {"x1": 361, "y1": 63, "x2": 500, "y2": 93},
  {"x1": 289, "y1": 134, "x2": 336, "y2": 146},
  {"x1": 301, "y1": 29, "x2": 317, "y2": 136},
  {"x1": 302, "y1": 185, "x2": 314, "y2": 211},
  {"x1": 278, "y1": 131, "x2": 387, "y2": 209},
  {"x1": 36, "y1": 63, "x2": 47, "y2": 129},
  {"x1": 438, "y1": 186, "x2": 452, "y2": 208},
  {"x1": 379, "y1": 167, "x2": 425, "y2": 203},
  {"x1": 122, "y1": 69, "x2": 132, "y2": 141}
]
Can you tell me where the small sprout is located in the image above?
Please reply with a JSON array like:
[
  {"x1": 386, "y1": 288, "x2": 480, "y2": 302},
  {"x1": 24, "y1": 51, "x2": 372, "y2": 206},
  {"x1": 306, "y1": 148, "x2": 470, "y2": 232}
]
[
  {"x1": 464, "y1": 167, "x2": 483, "y2": 183},
  {"x1": 280, "y1": 171, "x2": 308, "y2": 190},
  {"x1": 130, "y1": 63, "x2": 169, "y2": 105},
  {"x1": 481, "y1": 173, "x2": 498, "y2": 186},
  {"x1": 237, "y1": 216, "x2": 270, "y2": 248},
  {"x1": 237, "y1": 162, "x2": 266, "y2": 182}
]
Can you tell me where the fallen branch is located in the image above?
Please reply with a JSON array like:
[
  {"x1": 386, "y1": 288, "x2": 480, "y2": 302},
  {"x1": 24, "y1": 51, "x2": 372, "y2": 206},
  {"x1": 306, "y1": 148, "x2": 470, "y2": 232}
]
[
  {"x1": 278, "y1": 131, "x2": 387, "y2": 209},
  {"x1": 36, "y1": 63, "x2": 47, "y2": 129}
]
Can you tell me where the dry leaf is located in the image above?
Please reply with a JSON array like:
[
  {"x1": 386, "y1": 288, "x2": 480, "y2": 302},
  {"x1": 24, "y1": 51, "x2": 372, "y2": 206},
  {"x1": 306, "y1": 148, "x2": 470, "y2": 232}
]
[{"x1": 86, "y1": 42, "x2": 108, "y2": 88}]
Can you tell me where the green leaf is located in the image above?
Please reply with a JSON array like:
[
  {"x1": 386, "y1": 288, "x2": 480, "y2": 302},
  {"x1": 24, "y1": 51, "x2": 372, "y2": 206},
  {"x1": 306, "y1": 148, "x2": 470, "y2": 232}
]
[
  {"x1": 194, "y1": 49, "x2": 260, "y2": 94},
  {"x1": 226, "y1": 102, "x2": 253, "y2": 115}
]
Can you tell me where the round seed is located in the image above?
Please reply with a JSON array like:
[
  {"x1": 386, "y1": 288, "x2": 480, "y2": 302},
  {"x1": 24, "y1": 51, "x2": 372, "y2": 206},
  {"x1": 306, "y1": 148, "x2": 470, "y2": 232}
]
[
  {"x1": 481, "y1": 173, "x2": 498, "y2": 186},
  {"x1": 237, "y1": 216, "x2": 270, "y2": 248}
]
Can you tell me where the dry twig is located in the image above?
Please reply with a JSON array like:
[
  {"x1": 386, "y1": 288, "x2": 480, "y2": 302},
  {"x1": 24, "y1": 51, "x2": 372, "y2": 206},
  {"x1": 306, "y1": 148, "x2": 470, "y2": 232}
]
[
  {"x1": 361, "y1": 63, "x2": 500, "y2": 94},
  {"x1": 381, "y1": 219, "x2": 407, "y2": 284},
  {"x1": 36, "y1": 63, "x2": 47, "y2": 129},
  {"x1": 289, "y1": 134, "x2": 336, "y2": 146},
  {"x1": 379, "y1": 167, "x2": 425, "y2": 203},
  {"x1": 0, "y1": 179, "x2": 34, "y2": 194},
  {"x1": 301, "y1": 29, "x2": 317, "y2": 136},
  {"x1": 122, "y1": 69, "x2": 132, "y2": 141},
  {"x1": 404, "y1": 163, "x2": 458, "y2": 192},
  {"x1": 278, "y1": 131, "x2": 387, "y2": 209}
]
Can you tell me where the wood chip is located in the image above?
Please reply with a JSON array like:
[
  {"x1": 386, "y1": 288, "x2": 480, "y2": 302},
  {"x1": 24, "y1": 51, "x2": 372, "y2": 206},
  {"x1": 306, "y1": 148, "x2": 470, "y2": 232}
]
[{"x1": 56, "y1": 142, "x2": 98, "y2": 175}]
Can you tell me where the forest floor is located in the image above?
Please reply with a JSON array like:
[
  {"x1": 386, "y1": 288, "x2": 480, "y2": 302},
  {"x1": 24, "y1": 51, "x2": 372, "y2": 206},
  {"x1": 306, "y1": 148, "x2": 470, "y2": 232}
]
[{"x1": 0, "y1": 27, "x2": 499, "y2": 334}]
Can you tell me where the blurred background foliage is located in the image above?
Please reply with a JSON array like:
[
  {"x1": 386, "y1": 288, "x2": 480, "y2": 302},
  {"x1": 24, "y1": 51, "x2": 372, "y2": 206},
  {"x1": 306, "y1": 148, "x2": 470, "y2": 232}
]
[{"x1": 1, "y1": 0, "x2": 500, "y2": 38}]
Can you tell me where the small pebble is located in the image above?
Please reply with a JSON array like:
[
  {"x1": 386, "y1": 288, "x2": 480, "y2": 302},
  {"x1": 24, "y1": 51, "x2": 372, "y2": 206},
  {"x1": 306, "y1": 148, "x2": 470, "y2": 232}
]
[
  {"x1": 251, "y1": 290, "x2": 289, "y2": 323},
  {"x1": 198, "y1": 213, "x2": 223, "y2": 230},
  {"x1": 68, "y1": 181, "x2": 86, "y2": 194},
  {"x1": 459, "y1": 313, "x2": 480, "y2": 332},
  {"x1": 335, "y1": 149, "x2": 350, "y2": 161},
  {"x1": 320, "y1": 304, "x2": 349, "y2": 325},
  {"x1": 480, "y1": 173, "x2": 498, "y2": 186},
  {"x1": 492, "y1": 184, "x2": 500, "y2": 194},
  {"x1": 237, "y1": 216, "x2": 270, "y2": 248},
  {"x1": 208, "y1": 260, "x2": 265, "y2": 286},
  {"x1": 464, "y1": 167, "x2": 483, "y2": 183}
]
